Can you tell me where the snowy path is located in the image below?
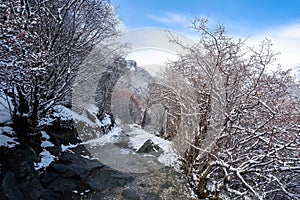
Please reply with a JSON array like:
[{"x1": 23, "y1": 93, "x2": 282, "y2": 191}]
[{"x1": 69, "y1": 124, "x2": 180, "y2": 173}]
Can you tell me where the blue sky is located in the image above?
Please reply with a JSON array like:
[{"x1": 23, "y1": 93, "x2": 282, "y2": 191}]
[
  {"x1": 112, "y1": 0, "x2": 300, "y2": 34},
  {"x1": 111, "y1": 0, "x2": 300, "y2": 71}
]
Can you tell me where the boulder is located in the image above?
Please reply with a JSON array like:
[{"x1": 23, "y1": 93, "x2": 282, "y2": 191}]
[
  {"x1": 0, "y1": 146, "x2": 44, "y2": 200},
  {"x1": 40, "y1": 151, "x2": 134, "y2": 199},
  {"x1": 136, "y1": 139, "x2": 162, "y2": 155},
  {"x1": 122, "y1": 189, "x2": 140, "y2": 200},
  {"x1": 0, "y1": 171, "x2": 24, "y2": 200}
]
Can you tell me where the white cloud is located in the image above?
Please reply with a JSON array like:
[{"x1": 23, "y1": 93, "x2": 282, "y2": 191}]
[
  {"x1": 147, "y1": 12, "x2": 190, "y2": 27},
  {"x1": 246, "y1": 23, "x2": 300, "y2": 72}
]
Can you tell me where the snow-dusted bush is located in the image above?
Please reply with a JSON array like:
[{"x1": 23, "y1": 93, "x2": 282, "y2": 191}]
[
  {"x1": 0, "y1": 0, "x2": 121, "y2": 135},
  {"x1": 166, "y1": 18, "x2": 300, "y2": 199}
]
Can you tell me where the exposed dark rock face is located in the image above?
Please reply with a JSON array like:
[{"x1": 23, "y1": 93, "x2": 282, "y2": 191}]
[
  {"x1": 0, "y1": 146, "x2": 44, "y2": 200},
  {"x1": 136, "y1": 139, "x2": 162, "y2": 156},
  {"x1": 44, "y1": 119, "x2": 81, "y2": 148},
  {"x1": 0, "y1": 144, "x2": 192, "y2": 200},
  {"x1": 39, "y1": 151, "x2": 134, "y2": 199},
  {"x1": 0, "y1": 142, "x2": 135, "y2": 200}
]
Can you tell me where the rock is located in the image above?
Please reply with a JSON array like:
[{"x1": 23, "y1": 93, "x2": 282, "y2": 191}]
[
  {"x1": 0, "y1": 146, "x2": 44, "y2": 200},
  {"x1": 40, "y1": 151, "x2": 134, "y2": 199},
  {"x1": 129, "y1": 167, "x2": 192, "y2": 199},
  {"x1": 1, "y1": 171, "x2": 24, "y2": 200},
  {"x1": 122, "y1": 189, "x2": 140, "y2": 200},
  {"x1": 145, "y1": 192, "x2": 159, "y2": 200},
  {"x1": 74, "y1": 119, "x2": 103, "y2": 141},
  {"x1": 160, "y1": 181, "x2": 174, "y2": 189},
  {"x1": 15, "y1": 161, "x2": 31, "y2": 178},
  {"x1": 95, "y1": 58, "x2": 131, "y2": 122},
  {"x1": 44, "y1": 119, "x2": 80, "y2": 145},
  {"x1": 19, "y1": 174, "x2": 44, "y2": 200},
  {"x1": 46, "y1": 177, "x2": 77, "y2": 193},
  {"x1": 85, "y1": 166, "x2": 193, "y2": 199},
  {"x1": 86, "y1": 167, "x2": 134, "y2": 191},
  {"x1": 0, "y1": 170, "x2": 43, "y2": 200},
  {"x1": 136, "y1": 139, "x2": 162, "y2": 155}
]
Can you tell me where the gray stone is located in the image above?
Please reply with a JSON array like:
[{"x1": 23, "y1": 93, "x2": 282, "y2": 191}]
[
  {"x1": 15, "y1": 161, "x2": 31, "y2": 178},
  {"x1": 47, "y1": 177, "x2": 77, "y2": 193},
  {"x1": 122, "y1": 189, "x2": 140, "y2": 200},
  {"x1": 21, "y1": 175, "x2": 44, "y2": 200},
  {"x1": 86, "y1": 167, "x2": 134, "y2": 191},
  {"x1": 40, "y1": 151, "x2": 134, "y2": 199},
  {"x1": 145, "y1": 192, "x2": 159, "y2": 200},
  {"x1": 1, "y1": 171, "x2": 24, "y2": 200},
  {"x1": 160, "y1": 181, "x2": 174, "y2": 189},
  {"x1": 51, "y1": 152, "x2": 104, "y2": 181},
  {"x1": 136, "y1": 139, "x2": 161, "y2": 154}
]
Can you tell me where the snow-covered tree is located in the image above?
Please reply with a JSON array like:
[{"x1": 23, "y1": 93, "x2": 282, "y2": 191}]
[
  {"x1": 165, "y1": 18, "x2": 300, "y2": 199},
  {"x1": 0, "y1": 0, "x2": 121, "y2": 136}
]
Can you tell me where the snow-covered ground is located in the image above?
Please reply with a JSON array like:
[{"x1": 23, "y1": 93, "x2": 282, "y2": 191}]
[
  {"x1": 0, "y1": 126, "x2": 19, "y2": 148},
  {"x1": 34, "y1": 131, "x2": 56, "y2": 170},
  {"x1": 0, "y1": 95, "x2": 13, "y2": 125},
  {"x1": 0, "y1": 95, "x2": 19, "y2": 148},
  {"x1": 57, "y1": 106, "x2": 179, "y2": 172},
  {"x1": 126, "y1": 124, "x2": 180, "y2": 168},
  {"x1": 63, "y1": 123, "x2": 181, "y2": 172},
  {"x1": 1, "y1": 100, "x2": 181, "y2": 172}
]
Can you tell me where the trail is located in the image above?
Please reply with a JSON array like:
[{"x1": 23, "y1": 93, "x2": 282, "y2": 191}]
[{"x1": 76, "y1": 124, "x2": 179, "y2": 174}]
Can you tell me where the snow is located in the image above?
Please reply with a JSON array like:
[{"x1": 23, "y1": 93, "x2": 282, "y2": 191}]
[
  {"x1": 0, "y1": 98, "x2": 180, "y2": 170},
  {"x1": 34, "y1": 131, "x2": 56, "y2": 170},
  {"x1": 0, "y1": 95, "x2": 13, "y2": 124},
  {"x1": 61, "y1": 143, "x2": 78, "y2": 152},
  {"x1": 80, "y1": 155, "x2": 97, "y2": 160},
  {"x1": 0, "y1": 120, "x2": 19, "y2": 148},
  {"x1": 0, "y1": 126, "x2": 14, "y2": 136},
  {"x1": 52, "y1": 105, "x2": 73, "y2": 121},
  {"x1": 189, "y1": 187, "x2": 199, "y2": 199},
  {"x1": 54, "y1": 104, "x2": 86, "y2": 122},
  {"x1": 0, "y1": 109, "x2": 11, "y2": 124},
  {"x1": 99, "y1": 113, "x2": 112, "y2": 126},
  {"x1": 60, "y1": 112, "x2": 181, "y2": 170},
  {"x1": 81, "y1": 126, "x2": 122, "y2": 146},
  {"x1": 70, "y1": 122, "x2": 180, "y2": 173},
  {"x1": 41, "y1": 140, "x2": 54, "y2": 148},
  {"x1": 34, "y1": 149, "x2": 55, "y2": 170},
  {"x1": 41, "y1": 131, "x2": 50, "y2": 140},
  {"x1": 0, "y1": 94, "x2": 18, "y2": 148},
  {"x1": 53, "y1": 104, "x2": 105, "y2": 133},
  {"x1": 77, "y1": 122, "x2": 180, "y2": 168},
  {"x1": 0, "y1": 133, "x2": 19, "y2": 148},
  {"x1": 126, "y1": 124, "x2": 180, "y2": 168}
]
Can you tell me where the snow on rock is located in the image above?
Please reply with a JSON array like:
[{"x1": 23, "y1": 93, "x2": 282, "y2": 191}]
[
  {"x1": 0, "y1": 95, "x2": 13, "y2": 124},
  {"x1": 34, "y1": 131, "x2": 56, "y2": 170},
  {"x1": 41, "y1": 130, "x2": 50, "y2": 140},
  {"x1": 61, "y1": 143, "x2": 78, "y2": 152},
  {"x1": 0, "y1": 132, "x2": 19, "y2": 148},
  {"x1": 0, "y1": 126, "x2": 19, "y2": 148},
  {"x1": 0, "y1": 95, "x2": 19, "y2": 148},
  {"x1": 99, "y1": 113, "x2": 112, "y2": 127},
  {"x1": 52, "y1": 105, "x2": 73, "y2": 121},
  {"x1": 0, "y1": 126, "x2": 14, "y2": 136},
  {"x1": 126, "y1": 124, "x2": 180, "y2": 168},
  {"x1": 37, "y1": 105, "x2": 73, "y2": 127},
  {"x1": 81, "y1": 126, "x2": 122, "y2": 146},
  {"x1": 34, "y1": 149, "x2": 56, "y2": 170},
  {"x1": 80, "y1": 155, "x2": 97, "y2": 160}
]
